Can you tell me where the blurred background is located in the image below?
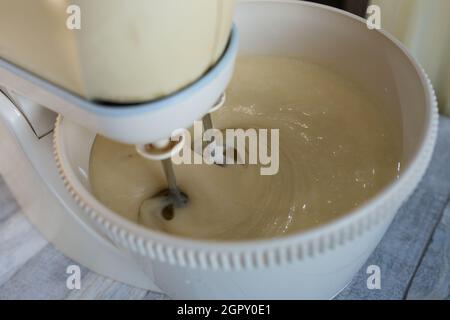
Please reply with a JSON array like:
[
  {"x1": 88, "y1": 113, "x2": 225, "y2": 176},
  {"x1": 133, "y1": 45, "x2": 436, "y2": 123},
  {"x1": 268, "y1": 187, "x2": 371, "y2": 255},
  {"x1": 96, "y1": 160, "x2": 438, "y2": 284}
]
[{"x1": 307, "y1": 0, "x2": 450, "y2": 116}]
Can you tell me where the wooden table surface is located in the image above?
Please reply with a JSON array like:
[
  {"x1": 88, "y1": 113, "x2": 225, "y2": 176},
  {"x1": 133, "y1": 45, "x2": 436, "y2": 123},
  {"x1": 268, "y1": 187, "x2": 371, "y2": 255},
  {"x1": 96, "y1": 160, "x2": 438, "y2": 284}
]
[{"x1": 1, "y1": 117, "x2": 449, "y2": 300}]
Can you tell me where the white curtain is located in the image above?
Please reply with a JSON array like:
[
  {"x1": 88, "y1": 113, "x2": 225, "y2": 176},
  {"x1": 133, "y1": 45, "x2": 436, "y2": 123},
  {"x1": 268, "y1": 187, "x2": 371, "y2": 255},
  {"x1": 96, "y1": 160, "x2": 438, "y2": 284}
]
[{"x1": 372, "y1": 0, "x2": 450, "y2": 115}]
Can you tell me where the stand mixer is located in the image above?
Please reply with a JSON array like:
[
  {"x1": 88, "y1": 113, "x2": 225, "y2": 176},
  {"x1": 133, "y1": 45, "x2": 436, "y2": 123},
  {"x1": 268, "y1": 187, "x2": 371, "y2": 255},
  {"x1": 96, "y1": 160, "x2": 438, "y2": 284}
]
[{"x1": 0, "y1": 0, "x2": 438, "y2": 299}]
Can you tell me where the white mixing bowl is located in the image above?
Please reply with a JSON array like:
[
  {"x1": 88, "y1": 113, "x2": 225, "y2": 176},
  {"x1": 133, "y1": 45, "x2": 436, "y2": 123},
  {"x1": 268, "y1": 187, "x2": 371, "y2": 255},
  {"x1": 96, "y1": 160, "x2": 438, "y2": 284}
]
[{"x1": 54, "y1": 0, "x2": 438, "y2": 299}]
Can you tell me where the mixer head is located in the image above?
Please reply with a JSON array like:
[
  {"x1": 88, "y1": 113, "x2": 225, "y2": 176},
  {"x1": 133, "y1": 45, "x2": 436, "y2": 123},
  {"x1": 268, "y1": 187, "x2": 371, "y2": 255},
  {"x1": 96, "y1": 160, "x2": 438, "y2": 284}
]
[{"x1": 0, "y1": 0, "x2": 238, "y2": 145}]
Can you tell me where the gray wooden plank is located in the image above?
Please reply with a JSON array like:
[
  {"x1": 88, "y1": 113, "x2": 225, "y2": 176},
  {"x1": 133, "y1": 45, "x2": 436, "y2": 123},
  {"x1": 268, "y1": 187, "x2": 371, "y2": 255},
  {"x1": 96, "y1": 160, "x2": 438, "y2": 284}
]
[
  {"x1": 0, "y1": 243, "x2": 88, "y2": 300},
  {"x1": 0, "y1": 213, "x2": 47, "y2": 287},
  {"x1": 336, "y1": 188, "x2": 448, "y2": 300},
  {"x1": 142, "y1": 290, "x2": 170, "y2": 300},
  {"x1": 65, "y1": 272, "x2": 159, "y2": 300},
  {"x1": 406, "y1": 201, "x2": 450, "y2": 300},
  {"x1": 421, "y1": 116, "x2": 450, "y2": 195},
  {"x1": 0, "y1": 175, "x2": 20, "y2": 223},
  {"x1": 0, "y1": 211, "x2": 166, "y2": 300}
]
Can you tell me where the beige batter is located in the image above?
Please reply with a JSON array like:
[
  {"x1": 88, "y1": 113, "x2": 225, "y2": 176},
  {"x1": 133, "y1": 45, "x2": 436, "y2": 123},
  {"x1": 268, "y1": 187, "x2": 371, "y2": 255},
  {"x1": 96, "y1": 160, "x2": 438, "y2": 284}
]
[{"x1": 89, "y1": 56, "x2": 402, "y2": 241}]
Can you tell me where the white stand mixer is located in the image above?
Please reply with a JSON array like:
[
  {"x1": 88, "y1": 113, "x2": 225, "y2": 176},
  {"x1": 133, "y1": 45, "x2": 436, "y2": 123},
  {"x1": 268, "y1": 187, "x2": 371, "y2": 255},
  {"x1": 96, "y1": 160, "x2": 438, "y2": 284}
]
[{"x1": 0, "y1": 1, "x2": 437, "y2": 299}]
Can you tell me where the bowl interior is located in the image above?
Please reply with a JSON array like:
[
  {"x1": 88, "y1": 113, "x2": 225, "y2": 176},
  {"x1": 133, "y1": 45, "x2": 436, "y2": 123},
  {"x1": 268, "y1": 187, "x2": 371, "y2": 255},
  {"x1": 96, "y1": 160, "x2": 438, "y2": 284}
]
[
  {"x1": 58, "y1": 1, "x2": 431, "y2": 235},
  {"x1": 235, "y1": 1, "x2": 429, "y2": 165}
]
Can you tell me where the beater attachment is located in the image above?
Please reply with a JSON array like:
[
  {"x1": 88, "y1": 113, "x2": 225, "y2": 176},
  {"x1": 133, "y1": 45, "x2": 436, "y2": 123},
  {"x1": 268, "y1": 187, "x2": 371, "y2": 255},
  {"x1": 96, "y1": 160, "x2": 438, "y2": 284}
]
[{"x1": 136, "y1": 93, "x2": 226, "y2": 220}]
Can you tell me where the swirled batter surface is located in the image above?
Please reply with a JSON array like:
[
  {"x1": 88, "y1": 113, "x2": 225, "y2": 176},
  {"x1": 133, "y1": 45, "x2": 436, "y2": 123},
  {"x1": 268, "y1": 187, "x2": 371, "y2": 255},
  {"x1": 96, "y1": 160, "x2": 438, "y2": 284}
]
[{"x1": 89, "y1": 56, "x2": 402, "y2": 240}]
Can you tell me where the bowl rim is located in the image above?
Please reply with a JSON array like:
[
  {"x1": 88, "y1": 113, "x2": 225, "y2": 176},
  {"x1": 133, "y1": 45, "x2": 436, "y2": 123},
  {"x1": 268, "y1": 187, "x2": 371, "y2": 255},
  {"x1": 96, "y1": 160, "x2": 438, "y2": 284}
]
[{"x1": 53, "y1": 0, "x2": 439, "y2": 270}]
